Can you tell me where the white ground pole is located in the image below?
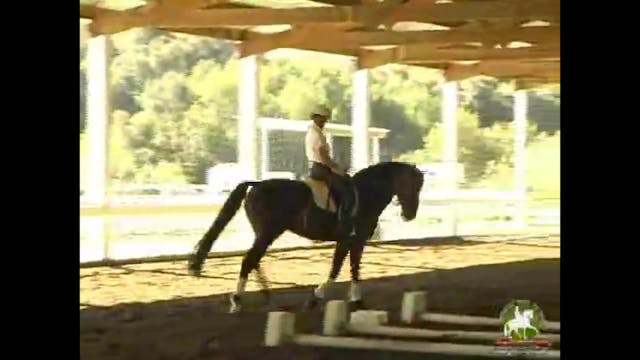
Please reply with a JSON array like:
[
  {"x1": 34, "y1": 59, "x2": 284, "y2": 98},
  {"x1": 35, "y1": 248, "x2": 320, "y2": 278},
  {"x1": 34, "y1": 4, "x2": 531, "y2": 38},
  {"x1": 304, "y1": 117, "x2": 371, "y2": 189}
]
[
  {"x1": 347, "y1": 304, "x2": 560, "y2": 344},
  {"x1": 351, "y1": 66, "x2": 371, "y2": 172},
  {"x1": 513, "y1": 83, "x2": 529, "y2": 227},
  {"x1": 238, "y1": 55, "x2": 260, "y2": 181},
  {"x1": 265, "y1": 299, "x2": 560, "y2": 358},
  {"x1": 441, "y1": 81, "x2": 459, "y2": 236},
  {"x1": 400, "y1": 291, "x2": 560, "y2": 332},
  {"x1": 85, "y1": 34, "x2": 112, "y2": 260}
]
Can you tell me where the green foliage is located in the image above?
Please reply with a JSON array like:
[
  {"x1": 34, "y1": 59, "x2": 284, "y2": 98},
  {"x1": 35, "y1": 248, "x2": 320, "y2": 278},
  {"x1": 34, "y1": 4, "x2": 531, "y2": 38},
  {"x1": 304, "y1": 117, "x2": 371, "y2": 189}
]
[
  {"x1": 464, "y1": 78, "x2": 512, "y2": 128},
  {"x1": 482, "y1": 132, "x2": 560, "y2": 195},
  {"x1": 80, "y1": 29, "x2": 559, "y2": 186},
  {"x1": 369, "y1": 66, "x2": 442, "y2": 158},
  {"x1": 399, "y1": 109, "x2": 534, "y2": 184},
  {"x1": 109, "y1": 110, "x2": 136, "y2": 182}
]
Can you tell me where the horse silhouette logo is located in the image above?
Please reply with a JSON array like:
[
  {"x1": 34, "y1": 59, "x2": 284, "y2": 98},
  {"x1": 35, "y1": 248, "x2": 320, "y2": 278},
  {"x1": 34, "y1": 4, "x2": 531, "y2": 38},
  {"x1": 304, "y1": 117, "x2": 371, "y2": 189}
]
[{"x1": 499, "y1": 300, "x2": 546, "y2": 341}]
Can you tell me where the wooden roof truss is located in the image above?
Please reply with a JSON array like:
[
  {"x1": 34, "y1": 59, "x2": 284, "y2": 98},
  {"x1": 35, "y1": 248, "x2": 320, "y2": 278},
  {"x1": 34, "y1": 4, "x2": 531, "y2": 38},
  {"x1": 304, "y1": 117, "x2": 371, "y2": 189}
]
[{"x1": 81, "y1": 0, "x2": 560, "y2": 83}]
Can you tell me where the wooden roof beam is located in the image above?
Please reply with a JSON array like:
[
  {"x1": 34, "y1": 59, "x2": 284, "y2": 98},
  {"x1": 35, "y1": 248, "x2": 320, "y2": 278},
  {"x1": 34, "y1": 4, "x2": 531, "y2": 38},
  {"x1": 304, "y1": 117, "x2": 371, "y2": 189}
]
[
  {"x1": 359, "y1": 43, "x2": 560, "y2": 68},
  {"x1": 516, "y1": 77, "x2": 561, "y2": 88},
  {"x1": 88, "y1": 0, "x2": 559, "y2": 35},
  {"x1": 309, "y1": 0, "x2": 382, "y2": 5},
  {"x1": 158, "y1": 27, "x2": 257, "y2": 41},
  {"x1": 442, "y1": 60, "x2": 559, "y2": 81},
  {"x1": 80, "y1": 4, "x2": 123, "y2": 20},
  {"x1": 238, "y1": 24, "x2": 559, "y2": 57},
  {"x1": 157, "y1": 0, "x2": 232, "y2": 9}
]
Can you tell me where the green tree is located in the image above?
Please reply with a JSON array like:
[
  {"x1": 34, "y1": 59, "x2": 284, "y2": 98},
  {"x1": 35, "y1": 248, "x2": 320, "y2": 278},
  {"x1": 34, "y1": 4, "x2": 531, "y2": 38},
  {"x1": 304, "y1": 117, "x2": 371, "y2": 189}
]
[
  {"x1": 81, "y1": 28, "x2": 560, "y2": 187},
  {"x1": 109, "y1": 110, "x2": 136, "y2": 182},
  {"x1": 465, "y1": 78, "x2": 512, "y2": 128},
  {"x1": 399, "y1": 109, "x2": 518, "y2": 184}
]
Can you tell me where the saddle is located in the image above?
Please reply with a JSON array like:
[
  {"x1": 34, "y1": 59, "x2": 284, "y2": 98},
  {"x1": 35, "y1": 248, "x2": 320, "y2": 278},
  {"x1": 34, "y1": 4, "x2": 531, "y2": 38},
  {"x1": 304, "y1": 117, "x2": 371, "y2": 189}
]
[
  {"x1": 303, "y1": 178, "x2": 359, "y2": 217},
  {"x1": 304, "y1": 178, "x2": 337, "y2": 212}
]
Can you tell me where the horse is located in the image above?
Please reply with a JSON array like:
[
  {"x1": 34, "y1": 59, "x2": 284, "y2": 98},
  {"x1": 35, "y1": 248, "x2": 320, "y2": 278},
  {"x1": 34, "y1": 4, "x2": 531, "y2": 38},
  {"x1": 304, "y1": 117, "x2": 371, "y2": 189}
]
[{"x1": 187, "y1": 161, "x2": 425, "y2": 313}]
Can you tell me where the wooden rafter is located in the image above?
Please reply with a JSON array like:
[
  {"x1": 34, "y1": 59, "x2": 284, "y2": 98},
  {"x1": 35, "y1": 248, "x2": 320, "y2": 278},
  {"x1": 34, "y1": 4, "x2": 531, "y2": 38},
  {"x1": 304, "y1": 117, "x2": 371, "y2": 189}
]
[
  {"x1": 238, "y1": 24, "x2": 559, "y2": 57},
  {"x1": 156, "y1": 0, "x2": 230, "y2": 8},
  {"x1": 88, "y1": 0, "x2": 560, "y2": 35},
  {"x1": 80, "y1": 0, "x2": 560, "y2": 82},
  {"x1": 443, "y1": 60, "x2": 559, "y2": 81},
  {"x1": 359, "y1": 43, "x2": 559, "y2": 68}
]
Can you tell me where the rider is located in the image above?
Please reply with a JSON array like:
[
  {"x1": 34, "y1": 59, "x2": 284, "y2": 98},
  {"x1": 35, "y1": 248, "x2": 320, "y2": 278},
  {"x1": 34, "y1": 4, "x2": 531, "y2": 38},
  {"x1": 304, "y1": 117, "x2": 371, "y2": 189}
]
[{"x1": 305, "y1": 105, "x2": 355, "y2": 235}]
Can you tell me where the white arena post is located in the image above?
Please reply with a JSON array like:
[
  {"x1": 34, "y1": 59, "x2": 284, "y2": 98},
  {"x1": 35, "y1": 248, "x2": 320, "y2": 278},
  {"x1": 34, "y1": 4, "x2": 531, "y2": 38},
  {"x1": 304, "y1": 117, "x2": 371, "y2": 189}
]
[
  {"x1": 325, "y1": 133, "x2": 334, "y2": 157},
  {"x1": 85, "y1": 34, "x2": 112, "y2": 260},
  {"x1": 260, "y1": 125, "x2": 269, "y2": 179},
  {"x1": 238, "y1": 55, "x2": 260, "y2": 181},
  {"x1": 351, "y1": 65, "x2": 371, "y2": 171},
  {"x1": 371, "y1": 137, "x2": 380, "y2": 164},
  {"x1": 264, "y1": 311, "x2": 296, "y2": 346},
  {"x1": 401, "y1": 291, "x2": 428, "y2": 324},
  {"x1": 513, "y1": 81, "x2": 529, "y2": 226},
  {"x1": 323, "y1": 300, "x2": 349, "y2": 336},
  {"x1": 441, "y1": 80, "x2": 459, "y2": 236}
]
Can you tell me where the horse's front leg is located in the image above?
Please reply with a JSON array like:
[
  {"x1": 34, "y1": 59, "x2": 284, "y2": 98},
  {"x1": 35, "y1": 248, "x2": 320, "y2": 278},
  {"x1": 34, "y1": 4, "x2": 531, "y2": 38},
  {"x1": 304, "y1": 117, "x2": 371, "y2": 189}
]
[
  {"x1": 307, "y1": 239, "x2": 350, "y2": 309},
  {"x1": 348, "y1": 238, "x2": 366, "y2": 310}
]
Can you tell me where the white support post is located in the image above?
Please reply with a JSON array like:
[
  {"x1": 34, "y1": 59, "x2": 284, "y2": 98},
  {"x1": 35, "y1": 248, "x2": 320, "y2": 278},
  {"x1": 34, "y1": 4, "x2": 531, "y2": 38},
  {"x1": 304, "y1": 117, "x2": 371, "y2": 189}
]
[
  {"x1": 323, "y1": 300, "x2": 348, "y2": 336},
  {"x1": 85, "y1": 34, "x2": 112, "y2": 260},
  {"x1": 513, "y1": 85, "x2": 529, "y2": 227},
  {"x1": 260, "y1": 126, "x2": 269, "y2": 179},
  {"x1": 351, "y1": 66, "x2": 371, "y2": 172},
  {"x1": 372, "y1": 137, "x2": 380, "y2": 164},
  {"x1": 441, "y1": 81, "x2": 459, "y2": 236},
  {"x1": 85, "y1": 35, "x2": 111, "y2": 206},
  {"x1": 238, "y1": 55, "x2": 260, "y2": 181}
]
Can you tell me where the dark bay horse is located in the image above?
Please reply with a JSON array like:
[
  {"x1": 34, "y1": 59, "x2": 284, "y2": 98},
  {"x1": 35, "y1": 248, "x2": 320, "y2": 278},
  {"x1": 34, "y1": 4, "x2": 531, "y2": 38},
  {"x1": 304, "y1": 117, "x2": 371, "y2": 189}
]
[{"x1": 188, "y1": 161, "x2": 424, "y2": 313}]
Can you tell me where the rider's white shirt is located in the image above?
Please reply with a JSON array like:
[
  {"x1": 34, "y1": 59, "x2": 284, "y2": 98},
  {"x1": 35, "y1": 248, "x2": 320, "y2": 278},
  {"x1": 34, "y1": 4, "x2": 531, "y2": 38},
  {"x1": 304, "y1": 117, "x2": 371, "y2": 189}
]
[{"x1": 305, "y1": 122, "x2": 330, "y2": 163}]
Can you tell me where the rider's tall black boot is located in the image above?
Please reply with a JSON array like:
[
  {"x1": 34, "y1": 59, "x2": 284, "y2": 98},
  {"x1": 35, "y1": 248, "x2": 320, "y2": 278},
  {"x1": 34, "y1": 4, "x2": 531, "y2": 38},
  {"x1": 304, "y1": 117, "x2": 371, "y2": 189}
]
[{"x1": 338, "y1": 206, "x2": 355, "y2": 236}]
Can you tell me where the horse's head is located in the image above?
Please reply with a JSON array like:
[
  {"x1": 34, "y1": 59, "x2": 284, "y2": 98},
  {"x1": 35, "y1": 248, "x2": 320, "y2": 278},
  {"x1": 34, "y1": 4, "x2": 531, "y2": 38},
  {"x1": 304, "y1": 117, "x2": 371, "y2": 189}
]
[
  {"x1": 391, "y1": 162, "x2": 424, "y2": 221},
  {"x1": 522, "y1": 309, "x2": 534, "y2": 320}
]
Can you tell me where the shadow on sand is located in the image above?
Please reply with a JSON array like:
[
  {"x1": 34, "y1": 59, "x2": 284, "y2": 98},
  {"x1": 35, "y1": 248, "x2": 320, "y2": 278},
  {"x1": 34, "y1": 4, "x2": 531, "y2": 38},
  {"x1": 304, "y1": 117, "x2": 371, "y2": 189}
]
[{"x1": 81, "y1": 256, "x2": 559, "y2": 360}]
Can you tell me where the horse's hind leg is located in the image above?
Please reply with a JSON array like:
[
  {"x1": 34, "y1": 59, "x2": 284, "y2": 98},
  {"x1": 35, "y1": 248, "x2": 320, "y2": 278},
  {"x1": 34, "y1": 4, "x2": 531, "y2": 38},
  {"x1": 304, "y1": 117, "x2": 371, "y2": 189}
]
[{"x1": 229, "y1": 234, "x2": 278, "y2": 314}]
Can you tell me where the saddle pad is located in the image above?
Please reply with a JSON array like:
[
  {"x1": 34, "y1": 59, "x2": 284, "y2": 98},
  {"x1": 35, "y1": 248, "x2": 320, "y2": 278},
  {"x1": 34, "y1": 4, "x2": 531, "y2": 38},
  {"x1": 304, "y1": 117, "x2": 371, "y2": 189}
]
[{"x1": 303, "y1": 178, "x2": 337, "y2": 212}]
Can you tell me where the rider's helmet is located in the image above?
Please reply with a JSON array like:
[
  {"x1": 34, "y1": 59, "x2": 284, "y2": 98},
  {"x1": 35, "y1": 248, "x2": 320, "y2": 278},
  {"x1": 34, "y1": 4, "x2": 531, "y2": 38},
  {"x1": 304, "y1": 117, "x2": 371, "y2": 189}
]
[{"x1": 310, "y1": 105, "x2": 331, "y2": 119}]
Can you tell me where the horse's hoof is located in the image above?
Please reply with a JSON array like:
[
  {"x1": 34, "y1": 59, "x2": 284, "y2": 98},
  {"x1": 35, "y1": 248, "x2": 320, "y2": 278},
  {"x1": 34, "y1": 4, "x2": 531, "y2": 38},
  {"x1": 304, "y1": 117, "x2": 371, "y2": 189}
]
[
  {"x1": 229, "y1": 294, "x2": 242, "y2": 314},
  {"x1": 349, "y1": 300, "x2": 365, "y2": 311},
  {"x1": 188, "y1": 268, "x2": 201, "y2": 277},
  {"x1": 187, "y1": 262, "x2": 202, "y2": 277}
]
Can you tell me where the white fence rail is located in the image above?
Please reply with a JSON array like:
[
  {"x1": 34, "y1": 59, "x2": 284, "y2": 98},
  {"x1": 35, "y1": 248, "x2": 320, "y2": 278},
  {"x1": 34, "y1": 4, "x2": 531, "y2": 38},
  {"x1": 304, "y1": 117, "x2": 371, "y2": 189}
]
[{"x1": 80, "y1": 189, "x2": 559, "y2": 265}]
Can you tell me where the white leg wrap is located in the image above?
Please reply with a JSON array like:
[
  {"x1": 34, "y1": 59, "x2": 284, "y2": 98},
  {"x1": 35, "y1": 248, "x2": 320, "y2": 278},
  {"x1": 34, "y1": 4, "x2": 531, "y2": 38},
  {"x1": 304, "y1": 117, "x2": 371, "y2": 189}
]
[
  {"x1": 314, "y1": 278, "x2": 335, "y2": 299},
  {"x1": 229, "y1": 277, "x2": 248, "y2": 314}
]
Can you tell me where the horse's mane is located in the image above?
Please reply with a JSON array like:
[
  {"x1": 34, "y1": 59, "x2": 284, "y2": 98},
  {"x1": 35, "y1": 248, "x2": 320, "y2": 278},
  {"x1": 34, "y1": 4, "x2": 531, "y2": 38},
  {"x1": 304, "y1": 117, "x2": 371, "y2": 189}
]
[{"x1": 353, "y1": 161, "x2": 417, "y2": 181}]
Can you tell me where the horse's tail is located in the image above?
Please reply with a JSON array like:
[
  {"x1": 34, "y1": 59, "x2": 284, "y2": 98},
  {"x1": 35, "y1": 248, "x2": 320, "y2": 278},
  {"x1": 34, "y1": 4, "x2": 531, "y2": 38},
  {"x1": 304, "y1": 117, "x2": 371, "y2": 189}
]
[{"x1": 188, "y1": 181, "x2": 260, "y2": 275}]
